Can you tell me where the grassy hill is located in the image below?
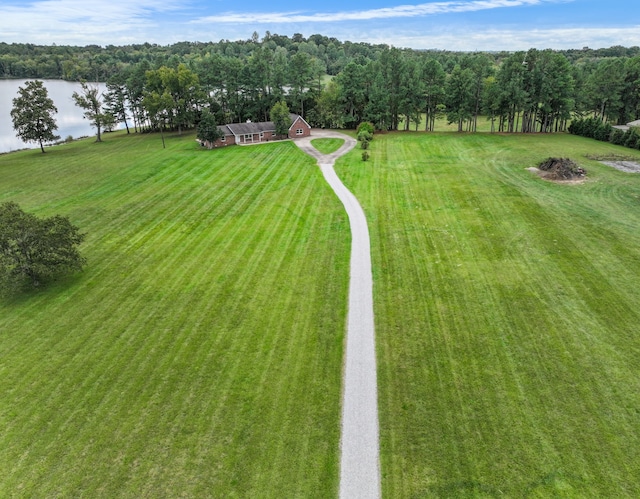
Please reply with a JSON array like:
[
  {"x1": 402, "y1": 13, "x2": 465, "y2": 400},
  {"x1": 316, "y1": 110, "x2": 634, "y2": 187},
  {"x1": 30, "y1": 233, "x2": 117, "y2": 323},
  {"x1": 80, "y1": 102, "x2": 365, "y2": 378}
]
[
  {"x1": 0, "y1": 132, "x2": 349, "y2": 498},
  {"x1": 336, "y1": 132, "x2": 640, "y2": 497}
]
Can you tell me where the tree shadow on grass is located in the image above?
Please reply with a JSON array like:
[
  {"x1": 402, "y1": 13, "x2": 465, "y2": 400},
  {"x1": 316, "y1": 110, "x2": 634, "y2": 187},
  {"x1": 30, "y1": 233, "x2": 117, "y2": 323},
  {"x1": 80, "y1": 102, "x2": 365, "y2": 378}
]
[
  {"x1": 0, "y1": 271, "x2": 84, "y2": 305},
  {"x1": 523, "y1": 471, "x2": 587, "y2": 498},
  {"x1": 414, "y1": 480, "x2": 502, "y2": 498},
  {"x1": 412, "y1": 471, "x2": 587, "y2": 498}
]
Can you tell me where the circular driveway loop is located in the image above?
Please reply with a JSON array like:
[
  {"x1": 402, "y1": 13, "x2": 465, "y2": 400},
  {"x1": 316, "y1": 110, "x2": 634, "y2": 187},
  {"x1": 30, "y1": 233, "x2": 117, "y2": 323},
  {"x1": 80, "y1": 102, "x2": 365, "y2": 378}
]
[{"x1": 295, "y1": 130, "x2": 381, "y2": 499}]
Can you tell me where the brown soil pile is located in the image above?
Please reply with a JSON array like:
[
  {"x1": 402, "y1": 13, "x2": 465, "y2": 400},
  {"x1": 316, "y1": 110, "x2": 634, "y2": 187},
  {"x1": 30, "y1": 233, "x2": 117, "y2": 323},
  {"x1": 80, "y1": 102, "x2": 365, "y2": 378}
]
[{"x1": 538, "y1": 157, "x2": 586, "y2": 180}]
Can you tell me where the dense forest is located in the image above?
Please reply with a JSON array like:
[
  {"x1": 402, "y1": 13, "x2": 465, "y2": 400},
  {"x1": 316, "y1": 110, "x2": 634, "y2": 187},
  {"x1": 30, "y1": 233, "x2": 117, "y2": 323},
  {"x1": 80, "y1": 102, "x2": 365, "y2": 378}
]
[{"x1": 2, "y1": 34, "x2": 640, "y2": 134}]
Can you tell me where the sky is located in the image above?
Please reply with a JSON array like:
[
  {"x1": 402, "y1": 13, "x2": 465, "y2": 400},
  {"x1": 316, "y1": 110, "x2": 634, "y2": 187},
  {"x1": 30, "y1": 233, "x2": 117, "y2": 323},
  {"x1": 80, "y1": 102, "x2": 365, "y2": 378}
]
[{"x1": 0, "y1": 0, "x2": 639, "y2": 51}]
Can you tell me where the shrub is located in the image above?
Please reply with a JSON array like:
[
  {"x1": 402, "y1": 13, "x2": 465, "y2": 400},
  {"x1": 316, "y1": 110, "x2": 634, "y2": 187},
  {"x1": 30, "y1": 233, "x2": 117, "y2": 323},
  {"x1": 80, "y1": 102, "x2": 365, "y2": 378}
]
[
  {"x1": 357, "y1": 122, "x2": 375, "y2": 136},
  {"x1": 610, "y1": 129, "x2": 625, "y2": 146},
  {"x1": 624, "y1": 128, "x2": 640, "y2": 149},
  {"x1": 594, "y1": 122, "x2": 613, "y2": 142}
]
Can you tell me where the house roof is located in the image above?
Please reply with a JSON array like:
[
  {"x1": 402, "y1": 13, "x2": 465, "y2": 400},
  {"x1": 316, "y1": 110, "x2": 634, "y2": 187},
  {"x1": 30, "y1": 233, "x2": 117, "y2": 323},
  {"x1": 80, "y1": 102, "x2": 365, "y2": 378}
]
[
  {"x1": 219, "y1": 114, "x2": 308, "y2": 137},
  {"x1": 227, "y1": 121, "x2": 275, "y2": 135},
  {"x1": 288, "y1": 114, "x2": 311, "y2": 130},
  {"x1": 217, "y1": 125, "x2": 233, "y2": 135}
]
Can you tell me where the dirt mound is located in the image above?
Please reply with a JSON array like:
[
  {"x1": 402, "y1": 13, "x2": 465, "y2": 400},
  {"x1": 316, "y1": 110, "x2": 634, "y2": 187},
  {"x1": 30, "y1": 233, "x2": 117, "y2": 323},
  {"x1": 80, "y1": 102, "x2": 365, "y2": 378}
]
[{"x1": 537, "y1": 157, "x2": 586, "y2": 180}]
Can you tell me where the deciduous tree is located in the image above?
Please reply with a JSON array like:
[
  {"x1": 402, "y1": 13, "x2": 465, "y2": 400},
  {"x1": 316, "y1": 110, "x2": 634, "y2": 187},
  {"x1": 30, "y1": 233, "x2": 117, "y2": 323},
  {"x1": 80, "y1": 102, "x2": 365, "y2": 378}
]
[
  {"x1": 197, "y1": 109, "x2": 224, "y2": 148},
  {"x1": 315, "y1": 79, "x2": 343, "y2": 129},
  {"x1": 0, "y1": 202, "x2": 85, "y2": 288},
  {"x1": 144, "y1": 64, "x2": 203, "y2": 134},
  {"x1": 10, "y1": 80, "x2": 59, "y2": 153},
  {"x1": 72, "y1": 81, "x2": 107, "y2": 142},
  {"x1": 270, "y1": 101, "x2": 291, "y2": 138}
]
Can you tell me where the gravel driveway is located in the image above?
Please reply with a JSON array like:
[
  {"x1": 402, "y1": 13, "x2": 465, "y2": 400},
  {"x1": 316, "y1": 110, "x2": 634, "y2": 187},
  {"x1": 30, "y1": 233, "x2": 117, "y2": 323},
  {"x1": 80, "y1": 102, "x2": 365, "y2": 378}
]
[{"x1": 295, "y1": 130, "x2": 381, "y2": 499}]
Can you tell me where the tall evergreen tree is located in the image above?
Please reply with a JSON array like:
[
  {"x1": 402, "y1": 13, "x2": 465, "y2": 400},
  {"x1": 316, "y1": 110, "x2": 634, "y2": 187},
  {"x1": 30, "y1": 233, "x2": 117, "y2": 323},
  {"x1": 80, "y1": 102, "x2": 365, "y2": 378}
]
[
  {"x1": 445, "y1": 65, "x2": 475, "y2": 132},
  {"x1": 104, "y1": 75, "x2": 131, "y2": 134},
  {"x1": 379, "y1": 47, "x2": 405, "y2": 130},
  {"x1": 421, "y1": 58, "x2": 446, "y2": 131},
  {"x1": 335, "y1": 61, "x2": 368, "y2": 128},
  {"x1": 587, "y1": 58, "x2": 626, "y2": 123},
  {"x1": 363, "y1": 62, "x2": 391, "y2": 131},
  {"x1": 621, "y1": 55, "x2": 640, "y2": 123},
  {"x1": 289, "y1": 52, "x2": 313, "y2": 117},
  {"x1": 399, "y1": 57, "x2": 424, "y2": 131},
  {"x1": 462, "y1": 54, "x2": 493, "y2": 132},
  {"x1": 495, "y1": 53, "x2": 528, "y2": 132}
]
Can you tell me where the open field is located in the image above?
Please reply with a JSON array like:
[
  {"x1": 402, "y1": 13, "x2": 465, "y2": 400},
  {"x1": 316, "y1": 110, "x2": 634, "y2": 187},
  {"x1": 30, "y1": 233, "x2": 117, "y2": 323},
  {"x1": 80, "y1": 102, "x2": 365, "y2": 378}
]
[
  {"x1": 4, "y1": 128, "x2": 640, "y2": 498},
  {"x1": 336, "y1": 132, "x2": 640, "y2": 497},
  {"x1": 0, "y1": 132, "x2": 350, "y2": 497}
]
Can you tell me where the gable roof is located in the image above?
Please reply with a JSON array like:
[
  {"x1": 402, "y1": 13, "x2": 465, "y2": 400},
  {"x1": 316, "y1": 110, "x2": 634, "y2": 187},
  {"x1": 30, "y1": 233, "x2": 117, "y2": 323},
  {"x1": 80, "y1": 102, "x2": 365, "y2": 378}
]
[
  {"x1": 227, "y1": 121, "x2": 275, "y2": 135},
  {"x1": 288, "y1": 113, "x2": 311, "y2": 131},
  {"x1": 218, "y1": 114, "x2": 308, "y2": 137},
  {"x1": 216, "y1": 125, "x2": 233, "y2": 135}
]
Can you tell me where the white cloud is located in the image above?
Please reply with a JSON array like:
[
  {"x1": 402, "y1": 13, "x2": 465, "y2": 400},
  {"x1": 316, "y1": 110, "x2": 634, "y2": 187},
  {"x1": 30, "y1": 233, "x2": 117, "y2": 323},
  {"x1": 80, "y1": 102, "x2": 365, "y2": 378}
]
[
  {"x1": 360, "y1": 26, "x2": 640, "y2": 51},
  {"x1": 0, "y1": 0, "x2": 184, "y2": 44},
  {"x1": 0, "y1": 0, "x2": 634, "y2": 51},
  {"x1": 193, "y1": 0, "x2": 550, "y2": 24}
]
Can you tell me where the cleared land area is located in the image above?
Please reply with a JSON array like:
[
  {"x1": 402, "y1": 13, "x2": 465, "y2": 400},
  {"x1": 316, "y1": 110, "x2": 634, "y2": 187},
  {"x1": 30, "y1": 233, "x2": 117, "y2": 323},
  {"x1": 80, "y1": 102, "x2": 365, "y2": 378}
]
[
  {"x1": 336, "y1": 132, "x2": 640, "y2": 497},
  {"x1": 0, "y1": 132, "x2": 349, "y2": 497}
]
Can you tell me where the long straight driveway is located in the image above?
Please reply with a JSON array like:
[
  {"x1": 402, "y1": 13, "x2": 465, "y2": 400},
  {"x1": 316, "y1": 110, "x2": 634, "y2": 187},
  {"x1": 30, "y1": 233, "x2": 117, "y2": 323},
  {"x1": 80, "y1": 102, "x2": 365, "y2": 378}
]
[{"x1": 295, "y1": 131, "x2": 381, "y2": 499}]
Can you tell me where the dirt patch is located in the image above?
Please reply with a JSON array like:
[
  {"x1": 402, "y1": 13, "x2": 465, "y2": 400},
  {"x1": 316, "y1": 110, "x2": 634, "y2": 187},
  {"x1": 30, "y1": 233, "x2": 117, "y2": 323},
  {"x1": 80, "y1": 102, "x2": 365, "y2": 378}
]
[
  {"x1": 586, "y1": 154, "x2": 640, "y2": 173},
  {"x1": 600, "y1": 161, "x2": 640, "y2": 173},
  {"x1": 528, "y1": 157, "x2": 587, "y2": 183},
  {"x1": 527, "y1": 167, "x2": 587, "y2": 184}
]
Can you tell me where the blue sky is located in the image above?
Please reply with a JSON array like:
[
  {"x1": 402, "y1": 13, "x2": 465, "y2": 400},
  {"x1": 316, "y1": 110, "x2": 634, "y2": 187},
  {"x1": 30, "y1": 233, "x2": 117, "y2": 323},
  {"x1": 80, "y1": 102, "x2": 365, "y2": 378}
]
[{"x1": 0, "y1": 0, "x2": 638, "y2": 51}]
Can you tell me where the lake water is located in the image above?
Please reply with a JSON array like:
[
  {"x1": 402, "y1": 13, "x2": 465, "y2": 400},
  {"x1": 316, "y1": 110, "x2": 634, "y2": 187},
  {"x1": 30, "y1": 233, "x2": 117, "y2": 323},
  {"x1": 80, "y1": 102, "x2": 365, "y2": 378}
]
[{"x1": 0, "y1": 79, "x2": 110, "y2": 154}]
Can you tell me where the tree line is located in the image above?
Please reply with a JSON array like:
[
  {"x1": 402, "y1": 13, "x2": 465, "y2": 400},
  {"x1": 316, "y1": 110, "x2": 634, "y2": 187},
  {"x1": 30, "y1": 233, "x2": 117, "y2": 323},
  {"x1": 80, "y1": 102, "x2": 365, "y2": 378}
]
[
  {"x1": 1, "y1": 36, "x2": 638, "y2": 82},
  {"x1": 4, "y1": 34, "x2": 640, "y2": 137}
]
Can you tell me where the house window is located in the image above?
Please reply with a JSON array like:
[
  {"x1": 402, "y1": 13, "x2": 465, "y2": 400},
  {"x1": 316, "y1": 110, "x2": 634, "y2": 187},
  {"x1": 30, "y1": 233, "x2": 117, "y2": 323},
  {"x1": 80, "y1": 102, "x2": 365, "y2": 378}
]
[
  {"x1": 296, "y1": 128, "x2": 304, "y2": 135},
  {"x1": 220, "y1": 136, "x2": 226, "y2": 142}
]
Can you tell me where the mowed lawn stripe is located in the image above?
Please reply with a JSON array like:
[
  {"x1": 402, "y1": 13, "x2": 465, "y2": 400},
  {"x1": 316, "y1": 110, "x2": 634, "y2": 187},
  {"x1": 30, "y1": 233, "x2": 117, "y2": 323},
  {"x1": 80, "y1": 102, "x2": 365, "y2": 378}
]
[
  {"x1": 0, "y1": 133, "x2": 349, "y2": 497},
  {"x1": 336, "y1": 132, "x2": 640, "y2": 497}
]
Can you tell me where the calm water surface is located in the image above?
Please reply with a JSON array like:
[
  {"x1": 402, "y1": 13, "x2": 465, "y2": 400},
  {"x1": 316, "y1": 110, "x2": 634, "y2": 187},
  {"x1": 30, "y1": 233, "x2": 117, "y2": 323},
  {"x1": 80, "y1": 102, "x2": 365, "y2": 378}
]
[{"x1": 0, "y1": 79, "x2": 109, "y2": 154}]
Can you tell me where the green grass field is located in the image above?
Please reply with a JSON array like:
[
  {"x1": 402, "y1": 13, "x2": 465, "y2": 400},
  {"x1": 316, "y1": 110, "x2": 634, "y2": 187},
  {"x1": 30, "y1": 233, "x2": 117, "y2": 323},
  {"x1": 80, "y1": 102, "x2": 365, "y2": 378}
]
[
  {"x1": 0, "y1": 132, "x2": 350, "y2": 497},
  {"x1": 336, "y1": 132, "x2": 640, "y2": 497},
  {"x1": 4, "y1": 129, "x2": 640, "y2": 498}
]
